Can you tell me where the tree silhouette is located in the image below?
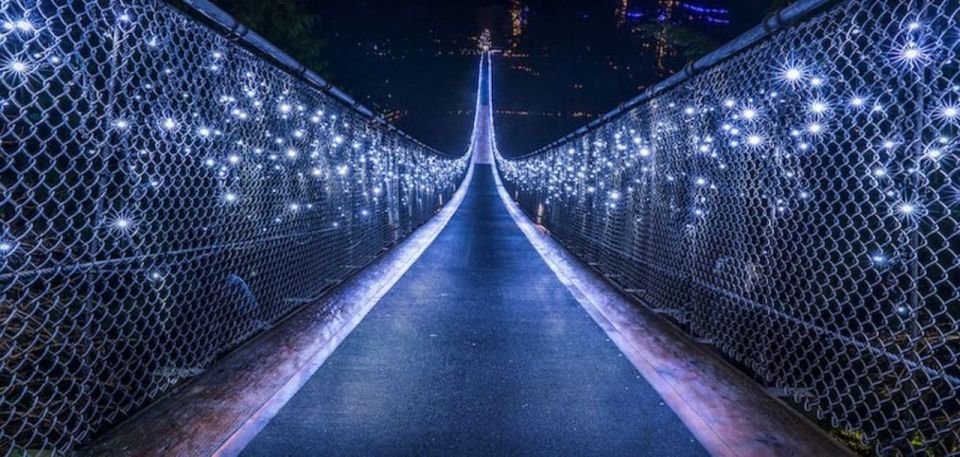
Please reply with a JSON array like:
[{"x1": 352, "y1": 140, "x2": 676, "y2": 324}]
[{"x1": 213, "y1": 0, "x2": 328, "y2": 74}]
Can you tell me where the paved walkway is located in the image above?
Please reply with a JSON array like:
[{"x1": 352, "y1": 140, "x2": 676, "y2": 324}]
[{"x1": 241, "y1": 55, "x2": 705, "y2": 457}]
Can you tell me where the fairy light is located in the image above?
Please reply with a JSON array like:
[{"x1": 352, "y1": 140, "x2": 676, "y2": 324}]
[
  {"x1": 870, "y1": 252, "x2": 889, "y2": 267},
  {"x1": 810, "y1": 100, "x2": 828, "y2": 115},
  {"x1": 12, "y1": 19, "x2": 34, "y2": 33},
  {"x1": 0, "y1": 239, "x2": 17, "y2": 255},
  {"x1": 108, "y1": 214, "x2": 136, "y2": 235},
  {"x1": 5, "y1": 58, "x2": 30, "y2": 76},
  {"x1": 895, "y1": 41, "x2": 928, "y2": 68},
  {"x1": 924, "y1": 147, "x2": 944, "y2": 161},
  {"x1": 935, "y1": 103, "x2": 960, "y2": 121}
]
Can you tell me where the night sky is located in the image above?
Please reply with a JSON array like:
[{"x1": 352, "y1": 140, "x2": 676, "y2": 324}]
[{"x1": 213, "y1": 0, "x2": 783, "y2": 155}]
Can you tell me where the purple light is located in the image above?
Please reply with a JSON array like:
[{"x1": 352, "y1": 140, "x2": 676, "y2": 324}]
[{"x1": 680, "y1": 3, "x2": 730, "y2": 15}]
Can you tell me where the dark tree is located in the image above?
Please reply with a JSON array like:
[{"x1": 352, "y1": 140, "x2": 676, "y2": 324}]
[{"x1": 214, "y1": 0, "x2": 328, "y2": 74}]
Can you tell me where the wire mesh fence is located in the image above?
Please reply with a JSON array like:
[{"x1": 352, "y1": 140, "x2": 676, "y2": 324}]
[
  {"x1": 0, "y1": 0, "x2": 467, "y2": 454},
  {"x1": 498, "y1": 0, "x2": 959, "y2": 454}
]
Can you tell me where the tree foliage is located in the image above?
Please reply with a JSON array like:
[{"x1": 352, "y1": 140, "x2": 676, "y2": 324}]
[
  {"x1": 634, "y1": 23, "x2": 720, "y2": 61},
  {"x1": 215, "y1": 0, "x2": 327, "y2": 73}
]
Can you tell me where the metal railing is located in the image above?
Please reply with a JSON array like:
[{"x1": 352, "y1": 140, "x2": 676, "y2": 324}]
[
  {"x1": 496, "y1": 0, "x2": 960, "y2": 454},
  {"x1": 0, "y1": 0, "x2": 467, "y2": 454}
]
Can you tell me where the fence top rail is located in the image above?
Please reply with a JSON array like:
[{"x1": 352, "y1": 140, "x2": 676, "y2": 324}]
[
  {"x1": 508, "y1": 0, "x2": 835, "y2": 160},
  {"x1": 173, "y1": 0, "x2": 458, "y2": 159}
]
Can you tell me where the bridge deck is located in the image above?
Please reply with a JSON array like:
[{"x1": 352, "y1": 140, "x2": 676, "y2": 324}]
[{"x1": 239, "y1": 164, "x2": 707, "y2": 456}]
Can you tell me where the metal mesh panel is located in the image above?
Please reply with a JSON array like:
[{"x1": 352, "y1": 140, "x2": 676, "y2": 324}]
[
  {"x1": 0, "y1": 0, "x2": 467, "y2": 454},
  {"x1": 498, "y1": 0, "x2": 959, "y2": 454}
]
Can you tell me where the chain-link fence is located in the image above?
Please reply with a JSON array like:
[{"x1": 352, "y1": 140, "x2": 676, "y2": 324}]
[
  {"x1": 0, "y1": 0, "x2": 467, "y2": 454},
  {"x1": 498, "y1": 0, "x2": 959, "y2": 454}
]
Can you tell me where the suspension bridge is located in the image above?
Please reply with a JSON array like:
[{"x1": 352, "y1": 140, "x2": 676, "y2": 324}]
[{"x1": 1, "y1": 0, "x2": 958, "y2": 455}]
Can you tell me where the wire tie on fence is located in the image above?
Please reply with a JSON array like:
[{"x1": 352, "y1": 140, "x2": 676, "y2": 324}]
[
  {"x1": 762, "y1": 8, "x2": 785, "y2": 33},
  {"x1": 227, "y1": 22, "x2": 249, "y2": 41}
]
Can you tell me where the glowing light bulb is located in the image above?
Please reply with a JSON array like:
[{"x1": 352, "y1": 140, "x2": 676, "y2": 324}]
[
  {"x1": 747, "y1": 134, "x2": 762, "y2": 146},
  {"x1": 161, "y1": 118, "x2": 177, "y2": 130},
  {"x1": 223, "y1": 192, "x2": 238, "y2": 203},
  {"x1": 870, "y1": 253, "x2": 888, "y2": 266},
  {"x1": 8, "y1": 59, "x2": 29, "y2": 74},
  {"x1": 810, "y1": 101, "x2": 828, "y2": 114},
  {"x1": 0, "y1": 240, "x2": 16, "y2": 254},
  {"x1": 109, "y1": 216, "x2": 135, "y2": 234},
  {"x1": 15, "y1": 19, "x2": 34, "y2": 32},
  {"x1": 897, "y1": 43, "x2": 925, "y2": 65},
  {"x1": 937, "y1": 104, "x2": 960, "y2": 121},
  {"x1": 741, "y1": 108, "x2": 757, "y2": 120},
  {"x1": 925, "y1": 148, "x2": 943, "y2": 160},
  {"x1": 784, "y1": 67, "x2": 802, "y2": 81}
]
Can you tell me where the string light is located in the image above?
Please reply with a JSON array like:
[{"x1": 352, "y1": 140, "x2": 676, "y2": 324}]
[
  {"x1": 4, "y1": 58, "x2": 30, "y2": 77},
  {"x1": 107, "y1": 213, "x2": 137, "y2": 235},
  {"x1": 0, "y1": 238, "x2": 17, "y2": 256}
]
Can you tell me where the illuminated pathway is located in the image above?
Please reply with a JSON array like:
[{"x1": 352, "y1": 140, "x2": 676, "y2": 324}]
[{"x1": 239, "y1": 55, "x2": 706, "y2": 456}]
